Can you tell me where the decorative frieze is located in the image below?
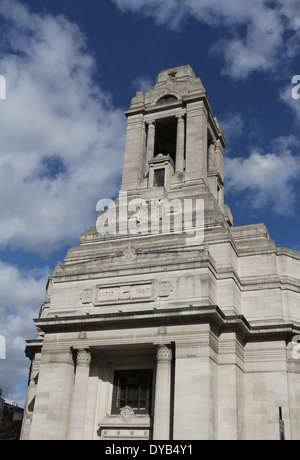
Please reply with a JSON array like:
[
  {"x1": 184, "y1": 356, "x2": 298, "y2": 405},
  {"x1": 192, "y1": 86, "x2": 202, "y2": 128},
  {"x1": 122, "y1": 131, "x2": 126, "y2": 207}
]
[{"x1": 175, "y1": 344, "x2": 207, "y2": 359}]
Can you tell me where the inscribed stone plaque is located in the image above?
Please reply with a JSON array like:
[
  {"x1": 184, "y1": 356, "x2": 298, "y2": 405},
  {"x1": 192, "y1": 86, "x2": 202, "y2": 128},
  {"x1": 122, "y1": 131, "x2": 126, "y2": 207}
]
[{"x1": 97, "y1": 283, "x2": 152, "y2": 304}]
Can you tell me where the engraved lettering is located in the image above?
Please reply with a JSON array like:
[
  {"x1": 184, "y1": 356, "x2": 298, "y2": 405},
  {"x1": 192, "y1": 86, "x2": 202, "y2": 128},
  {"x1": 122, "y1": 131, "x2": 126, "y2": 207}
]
[{"x1": 97, "y1": 284, "x2": 152, "y2": 304}]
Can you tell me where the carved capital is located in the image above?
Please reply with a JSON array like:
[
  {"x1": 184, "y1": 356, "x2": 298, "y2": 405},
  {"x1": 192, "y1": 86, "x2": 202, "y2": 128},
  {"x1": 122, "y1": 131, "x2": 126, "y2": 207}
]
[
  {"x1": 147, "y1": 120, "x2": 156, "y2": 128},
  {"x1": 175, "y1": 114, "x2": 185, "y2": 123},
  {"x1": 157, "y1": 345, "x2": 172, "y2": 363},
  {"x1": 76, "y1": 348, "x2": 91, "y2": 367}
]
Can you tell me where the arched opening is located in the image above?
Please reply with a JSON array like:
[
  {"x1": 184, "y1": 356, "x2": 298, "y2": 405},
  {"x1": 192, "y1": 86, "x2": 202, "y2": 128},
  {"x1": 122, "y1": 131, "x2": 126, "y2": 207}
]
[
  {"x1": 154, "y1": 117, "x2": 177, "y2": 163},
  {"x1": 156, "y1": 95, "x2": 177, "y2": 105}
]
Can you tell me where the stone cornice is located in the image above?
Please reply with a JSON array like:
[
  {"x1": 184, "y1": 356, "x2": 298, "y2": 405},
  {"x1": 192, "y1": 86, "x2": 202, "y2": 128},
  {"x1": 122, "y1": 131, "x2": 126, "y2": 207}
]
[{"x1": 33, "y1": 305, "x2": 300, "y2": 343}]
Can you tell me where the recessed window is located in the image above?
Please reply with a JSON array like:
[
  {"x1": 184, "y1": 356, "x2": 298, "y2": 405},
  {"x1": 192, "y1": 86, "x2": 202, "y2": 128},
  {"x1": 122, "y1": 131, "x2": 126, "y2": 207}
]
[
  {"x1": 154, "y1": 169, "x2": 165, "y2": 187},
  {"x1": 156, "y1": 95, "x2": 177, "y2": 105},
  {"x1": 112, "y1": 370, "x2": 153, "y2": 414}
]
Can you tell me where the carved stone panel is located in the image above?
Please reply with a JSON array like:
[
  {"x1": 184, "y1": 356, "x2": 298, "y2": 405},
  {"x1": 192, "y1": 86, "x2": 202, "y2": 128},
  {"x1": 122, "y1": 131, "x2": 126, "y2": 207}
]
[{"x1": 96, "y1": 283, "x2": 153, "y2": 305}]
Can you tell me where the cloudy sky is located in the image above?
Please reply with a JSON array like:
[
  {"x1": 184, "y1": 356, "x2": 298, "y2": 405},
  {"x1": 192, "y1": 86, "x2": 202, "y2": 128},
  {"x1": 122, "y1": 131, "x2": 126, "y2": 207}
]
[{"x1": 0, "y1": 0, "x2": 299, "y2": 406}]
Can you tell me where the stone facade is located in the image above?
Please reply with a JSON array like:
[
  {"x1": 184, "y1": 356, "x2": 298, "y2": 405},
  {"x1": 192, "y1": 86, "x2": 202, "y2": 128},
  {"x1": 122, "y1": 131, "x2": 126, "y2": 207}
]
[{"x1": 21, "y1": 65, "x2": 300, "y2": 440}]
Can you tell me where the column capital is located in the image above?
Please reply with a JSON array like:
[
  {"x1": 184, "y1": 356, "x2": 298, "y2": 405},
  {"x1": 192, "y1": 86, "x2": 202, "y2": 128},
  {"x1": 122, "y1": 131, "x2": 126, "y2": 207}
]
[
  {"x1": 76, "y1": 348, "x2": 91, "y2": 367},
  {"x1": 147, "y1": 120, "x2": 156, "y2": 127},
  {"x1": 157, "y1": 345, "x2": 172, "y2": 363},
  {"x1": 175, "y1": 114, "x2": 185, "y2": 122}
]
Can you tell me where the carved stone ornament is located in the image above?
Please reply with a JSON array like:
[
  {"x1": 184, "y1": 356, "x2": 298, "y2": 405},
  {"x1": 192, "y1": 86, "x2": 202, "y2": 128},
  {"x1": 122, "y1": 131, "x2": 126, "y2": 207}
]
[
  {"x1": 55, "y1": 261, "x2": 64, "y2": 272},
  {"x1": 159, "y1": 281, "x2": 171, "y2": 297},
  {"x1": 157, "y1": 345, "x2": 172, "y2": 363},
  {"x1": 121, "y1": 242, "x2": 137, "y2": 262},
  {"x1": 120, "y1": 406, "x2": 135, "y2": 422},
  {"x1": 76, "y1": 348, "x2": 91, "y2": 367},
  {"x1": 81, "y1": 289, "x2": 93, "y2": 304},
  {"x1": 158, "y1": 326, "x2": 167, "y2": 335}
]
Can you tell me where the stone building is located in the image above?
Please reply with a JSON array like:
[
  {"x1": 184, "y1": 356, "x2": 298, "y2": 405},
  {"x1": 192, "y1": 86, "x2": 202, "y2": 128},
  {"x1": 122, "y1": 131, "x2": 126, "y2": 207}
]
[{"x1": 21, "y1": 65, "x2": 300, "y2": 440}]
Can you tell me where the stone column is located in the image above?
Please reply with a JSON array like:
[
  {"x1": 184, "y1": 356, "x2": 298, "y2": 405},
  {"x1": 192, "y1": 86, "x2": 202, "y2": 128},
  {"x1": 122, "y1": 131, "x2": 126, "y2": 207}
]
[
  {"x1": 153, "y1": 345, "x2": 172, "y2": 440},
  {"x1": 215, "y1": 139, "x2": 224, "y2": 180},
  {"x1": 68, "y1": 348, "x2": 91, "y2": 440},
  {"x1": 145, "y1": 121, "x2": 156, "y2": 176},
  {"x1": 175, "y1": 115, "x2": 185, "y2": 173},
  {"x1": 208, "y1": 141, "x2": 215, "y2": 171}
]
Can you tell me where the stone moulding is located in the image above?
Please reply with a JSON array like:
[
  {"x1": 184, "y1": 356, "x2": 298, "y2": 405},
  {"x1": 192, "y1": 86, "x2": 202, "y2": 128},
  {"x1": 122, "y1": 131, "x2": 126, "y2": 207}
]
[{"x1": 31, "y1": 305, "x2": 300, "y2": 343}]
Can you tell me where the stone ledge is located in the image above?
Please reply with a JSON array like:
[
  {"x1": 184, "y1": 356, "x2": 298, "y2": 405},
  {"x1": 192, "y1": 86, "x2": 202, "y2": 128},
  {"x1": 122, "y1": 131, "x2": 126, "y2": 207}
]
[{"x1": 32, "y1": 305, "x2": 300, "y2": 343}]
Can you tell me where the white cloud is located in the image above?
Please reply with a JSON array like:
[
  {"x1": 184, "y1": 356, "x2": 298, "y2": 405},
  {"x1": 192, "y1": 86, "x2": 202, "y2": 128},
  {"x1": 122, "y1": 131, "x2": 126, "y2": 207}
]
[
  {"x1": 279, "y1": 0, "x2": 300, "y2": 31},
  {"x1": 112, "y1": 0, "x2": 187, "y2": 29},
  {"x1": 0, "y1": 260, "x2": 50, "y2": 405},
  {"x1": 111, "y1": 0, "x2": 299, "y2": 79},
  {"x1": 0, "y1": 0, "x2": 126, "y2": 403},
  {"x1": 132, "y1": 75, "x2": 152, "y2": 93},
  {"x1": 0, "y1": 0, "x2": 125, "y2": 256},
  {"x1": 218, "y1": 113, "x2": 244, "y2": 143},
  {"x1": 225, "y1": 136, "x2": 300, "y2": 215}
]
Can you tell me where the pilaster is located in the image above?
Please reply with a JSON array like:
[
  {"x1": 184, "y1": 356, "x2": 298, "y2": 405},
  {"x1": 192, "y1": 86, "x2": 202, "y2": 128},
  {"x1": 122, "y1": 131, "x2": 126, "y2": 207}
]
[
  {"x1": 121, "y1": 114, "x2": 146, "y2": 191},
  {"x1": 29, "y1": 346, "x2": 75, "y2": 440},
  {"x1": 173, "y1": 329, "x2": 218, "y2": 440},
  {"x1": 185, "y1": 101, "x2": 208, "y2": 183},
  {"x1": 20, "y1": 350, "x2": 42, "y2": 440},
  {"x1": 218, "y1": 333, "x2": 244, "y2": 440}
]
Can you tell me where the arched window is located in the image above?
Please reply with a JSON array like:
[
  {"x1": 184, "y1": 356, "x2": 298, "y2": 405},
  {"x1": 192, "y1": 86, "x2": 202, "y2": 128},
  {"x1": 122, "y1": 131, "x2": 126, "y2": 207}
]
[{"x1": 156, "y1": 95, "x2": 177, "y2": 105}]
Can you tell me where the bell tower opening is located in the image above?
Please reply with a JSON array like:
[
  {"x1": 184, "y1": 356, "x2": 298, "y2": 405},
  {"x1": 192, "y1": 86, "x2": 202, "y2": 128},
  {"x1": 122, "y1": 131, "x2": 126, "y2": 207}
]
[
  {"x1": 121, "y1": 65, "x2": 227, "y2": 199},
  {"x1": 154, "y1": 117, "x2": 177, "y2": 163}
]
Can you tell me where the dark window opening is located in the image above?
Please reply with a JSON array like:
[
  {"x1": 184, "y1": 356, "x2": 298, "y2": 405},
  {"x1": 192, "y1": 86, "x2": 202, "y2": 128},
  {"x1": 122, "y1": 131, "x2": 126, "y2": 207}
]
[
  {"x1": 154, "y1": 117, "x2": 177, "y2": 162},
  {"x1": 112, "y1": 370, "x2": 153, "y2": 415},
  {"x1": 154, "y1": 169, "x2": 165, "y2": 187}
]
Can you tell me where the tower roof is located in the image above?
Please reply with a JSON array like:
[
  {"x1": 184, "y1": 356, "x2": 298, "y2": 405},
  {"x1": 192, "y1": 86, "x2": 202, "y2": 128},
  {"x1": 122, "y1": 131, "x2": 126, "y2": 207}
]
[
  {"x1": 127, "y1": 65, "x2": 206, "y2": 113},
  {"x1": 155, "y1": 65, "x2": 197, "y2": 84}
]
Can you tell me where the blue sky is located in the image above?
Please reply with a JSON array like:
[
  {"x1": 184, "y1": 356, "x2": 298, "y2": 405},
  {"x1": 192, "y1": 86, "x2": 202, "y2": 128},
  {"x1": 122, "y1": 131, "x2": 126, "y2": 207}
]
[{"x1": 0, "y1": 0, "x2": 300, "y2": 406}]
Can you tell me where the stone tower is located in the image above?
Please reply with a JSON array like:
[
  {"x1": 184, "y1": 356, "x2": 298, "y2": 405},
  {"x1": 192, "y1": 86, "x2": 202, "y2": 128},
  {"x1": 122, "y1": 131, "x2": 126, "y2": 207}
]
[
  {"x1": 21, "y1": 66, "x2": 300, "y2": 441},
  {"x1": 120, "y1": 64, "x2": 231, "y2": 225}
]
